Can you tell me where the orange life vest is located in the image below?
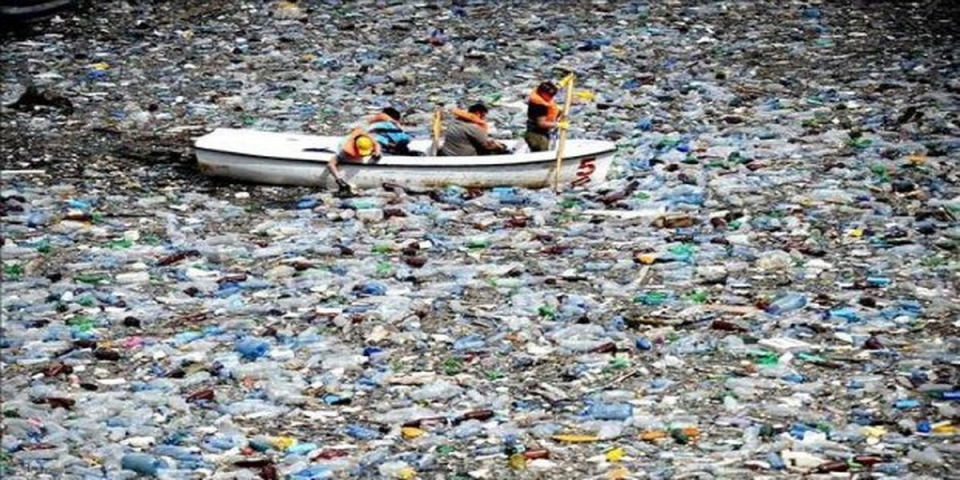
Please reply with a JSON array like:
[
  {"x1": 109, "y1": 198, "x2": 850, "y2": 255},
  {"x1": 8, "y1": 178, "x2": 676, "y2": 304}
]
[
  {"x1": 451, "y1": 108, "x2": 489, "y2": 133},
  {"x1": 340, "y1": 128, "x2": 377, "y2": 158},
  {"x1": 528, "y1": 88, "x2": 561, "y2": 123}
]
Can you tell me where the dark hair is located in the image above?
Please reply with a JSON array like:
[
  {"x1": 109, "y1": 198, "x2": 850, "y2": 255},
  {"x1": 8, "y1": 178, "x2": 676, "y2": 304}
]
[
  {"x1": 537, "y1": 81, "x2": 559, "y2": 96},
  {"x1": 467, "y1": 103, "x2": 488, "y2": 115},
  {"x1": 382, "y1": 107, "x2": 401, "y2": 121}
]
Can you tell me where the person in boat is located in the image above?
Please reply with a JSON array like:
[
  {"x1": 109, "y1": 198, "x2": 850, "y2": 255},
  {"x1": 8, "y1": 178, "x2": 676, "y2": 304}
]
[
  {"x1": 524, "y1": 80, "x2": 569, "y2": 152},
  {"x1": 367, "y1": 107, "x2": 416, "y2": 156},
  {"x1": 438, "y1": 103, "x2": 508, "y2": 157},
  {"x1": 329, "y1": 128, "x2": 381, "y2": 194}
]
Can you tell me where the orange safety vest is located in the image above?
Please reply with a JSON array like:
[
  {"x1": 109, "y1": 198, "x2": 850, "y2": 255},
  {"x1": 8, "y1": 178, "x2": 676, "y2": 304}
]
[
  {"x1": 340, "y1": 128, "x2": 377, "y2": 158},
  {"x1": 528, "y1": 88, "x2": 561, "y2": 123},
  {"x1": 451, "y1": 108, "x2": 489, "y2": 133}
]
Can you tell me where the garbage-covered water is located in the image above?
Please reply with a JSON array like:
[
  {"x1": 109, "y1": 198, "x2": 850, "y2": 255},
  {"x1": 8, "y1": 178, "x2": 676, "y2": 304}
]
[{"x1": 1, "y1": 1, "x2": 958, "y2": 478}]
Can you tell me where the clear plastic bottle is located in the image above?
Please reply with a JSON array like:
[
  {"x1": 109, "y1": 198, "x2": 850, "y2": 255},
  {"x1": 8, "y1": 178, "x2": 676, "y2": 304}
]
[
  {"x1": 766, "y1": 293, "x2": 807, "y2": 315},
  {"x1": 583, "y1": 402, "x2": 634, "y2": 421}
]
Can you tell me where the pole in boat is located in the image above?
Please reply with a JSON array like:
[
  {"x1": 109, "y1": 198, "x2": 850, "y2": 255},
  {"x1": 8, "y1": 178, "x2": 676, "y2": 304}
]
[
  {"x1": 553, "y1": 73, "x2": 577, "y2": 193},
  {"x1": 429, "y1": 109, "x2": 442, "y2": 156}
]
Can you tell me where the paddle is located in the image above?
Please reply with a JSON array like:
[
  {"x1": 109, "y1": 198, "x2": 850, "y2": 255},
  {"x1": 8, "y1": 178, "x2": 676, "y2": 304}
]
[
  {"x1": 552, "y1": 73, "x2": 577, "y2": 193},
  {"x1": 429, "y1": 109, "x2": 442, "y2": 156},
  {"x1": 303, "y1": 147, "x2": 334, "y2": 153}
]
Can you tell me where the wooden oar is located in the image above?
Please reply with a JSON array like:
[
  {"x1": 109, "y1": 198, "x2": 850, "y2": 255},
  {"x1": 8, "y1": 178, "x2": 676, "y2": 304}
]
[
  {"x1": 553, "y1": 73, "x2": 577, "y2": 193},
  {"x1": 429, "y1": 109, "x2": 442, "y2": 156}
]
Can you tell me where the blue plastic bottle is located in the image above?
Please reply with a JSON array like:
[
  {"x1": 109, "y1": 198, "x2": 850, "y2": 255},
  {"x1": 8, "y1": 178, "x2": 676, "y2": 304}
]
[
  {"x1": 453, "y1": 335, "x2": 485, "y2": 351},
  {"x1": 121, "y1": 453, "x2": 166, "y2": 476},
  {"x1": 358, "y1": 282, "x2": 387, "y2": 296},
  {"x1": 235, "y1": 337, "x2": 270, "y2": 360},
  {"x1": 826, "y1": 307, "x2": 858, "y2": 321},
  {"x1": 153, "y1": 445, "x2": 202, "y2": 462},
  {"x1": 27, "y1": 211, "x2": 46, "y2": 227},
  {"x1": 872, "y1": 463, "x2": 907, "y2": 475},
  {"x1": 290, "y1": 465, "x2": 334, "y2": 479},
  {"x1": 296, "y1": 198, "x2": 317, "y2": 210},
  {"x1": 766, "y1": 452, "x2": 786, "y2": 470},
  {"x1": 894, "y1": 399, "x2": 920, "y2": 409},
  {"x1": 345, "y1": 424, "x2": 381, "y2": 440}
]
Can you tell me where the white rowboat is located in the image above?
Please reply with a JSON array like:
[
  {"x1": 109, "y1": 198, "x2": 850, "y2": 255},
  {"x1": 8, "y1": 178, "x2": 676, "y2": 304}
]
[{"x1": 194, "y1": 128, "x2": 617, "y2": 190}]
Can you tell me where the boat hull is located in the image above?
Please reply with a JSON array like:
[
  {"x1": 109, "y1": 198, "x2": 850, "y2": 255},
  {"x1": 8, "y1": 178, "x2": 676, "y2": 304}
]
[
  {"x1": 0, "y1": 0, "x2": 77, "y2": 25},
  {"x1": 194, "y1": 128, "x2": 616, "y2": 190}
]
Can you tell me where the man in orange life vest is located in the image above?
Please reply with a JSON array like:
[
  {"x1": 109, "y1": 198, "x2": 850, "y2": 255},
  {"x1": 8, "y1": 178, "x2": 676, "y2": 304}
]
[
  {"x1": 329, "y1": 127, "x2": 381, "y2": 194},
  {"x1": 438, "y1": 103, "x2": 508, "y2": 157},
  {"x1": 524, "y1": 81, "x2": 569, "y2": 152}
]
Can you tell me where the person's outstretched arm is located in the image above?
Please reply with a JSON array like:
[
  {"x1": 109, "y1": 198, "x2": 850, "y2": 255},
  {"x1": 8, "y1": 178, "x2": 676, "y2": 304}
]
[{"x1": 328, "y1": 154, "x2": 343, "y2": 180}]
